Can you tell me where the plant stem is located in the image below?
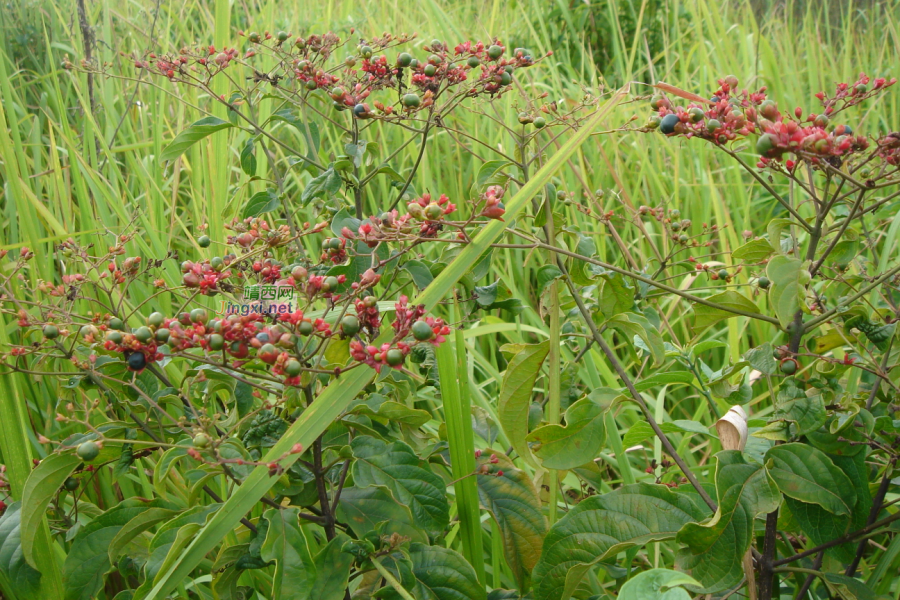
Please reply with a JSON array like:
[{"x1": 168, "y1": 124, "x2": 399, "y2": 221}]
[{"x1": 372, "y1": 557, "x2": 417, "y2": 600}]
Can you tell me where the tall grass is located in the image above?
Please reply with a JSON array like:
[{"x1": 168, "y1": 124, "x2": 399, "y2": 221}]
[{"x1": 1, "y1": 0, "x2": 899, "y2": 595}]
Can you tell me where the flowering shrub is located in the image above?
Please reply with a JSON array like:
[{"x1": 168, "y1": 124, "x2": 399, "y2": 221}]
[{"x1": 1, "y1": 22, "x2": 899, "y2": 600}]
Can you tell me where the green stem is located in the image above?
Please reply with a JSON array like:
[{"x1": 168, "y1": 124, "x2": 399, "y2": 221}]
[{"x1": 372, "y1": 557, "x2": 417, "y2": 600}]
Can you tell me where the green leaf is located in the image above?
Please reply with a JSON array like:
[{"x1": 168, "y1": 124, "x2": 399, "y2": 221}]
[
  {"x1": 498, "y1": 341, "x2": 550, "y2": 469},
  {"x1": 774, "y1": 393, "x2": 827, "y2": 436},
  {"x1": 527, "y1": 392, "x2": 610, "y2": 469},
  {"x1": 822, "y1": 573, "x2": 881, "y2": 600},
  {"x1": 20, "y1": 453, "x2": 81, "y2": 568},
  {"x1": 242, "y1": 189, "x2": 280, "y2": 219},
  {"x1": 312, "y1": 534, "x2": 354, "y2": 600},
  {"x1": 536, "y1": 265, "x2": 563, "y2": 296},
  {"x1": 0, "y1": 502, "x2": 42, "y2": 600},
  {"x1": 623, "y1": 420, "x2": 711, "y2": 448},
  {"x1": 259, "y1": 508, "x2": 315, "y2": 599},
  {"x1": 532, "y1": 483, "x2": 708, "y2": 600},
  {"x1": 240, "y1": 140, "x2": 257, "y2": 177},
  {"x1": 766, "y1": 218, "x2": 795, "y2": 253},
  {"x1": 609, "y1": 313, "x2": 664, "y2": 365},
  {"x1": 743, "y1": 343, "x2": 777, "y2": 375},
  {"x1": 766, "y1": 255, "x2": 805, "y2": 328},
  {"x1": 346, "y1": 400, "x2": 431, "y2": 428},
  {"x1": 634, "y1": 371, "x2": 695, "y2": 392},
  {"x1": 765, "y1": 443, "x2": 855, "y2": 515},
  {"x1": 64, "y1": 502, "x2": 156, "y2": 600},
  {"x1": 160, "y1": 116, "x2": 233, "y2": 161},
  {"x1": 403, "y1": 260, "x2": 434, "y2": 290},
  {"x1": 301, "y1": 165, "x2": 342, "y2": 205},
  {"x1": 380, "y1": 544, "x2": 487, "y2": 600},
  {"x1": 732, "y1": 238, "x2": 774, "y2": 263},
  {"x1": 473, "y1": 160, "x2": 512, "y2": 193},
  {"x1": 108, "y1": 507, "x2": 181, "y2": 565},
  {"x1": 676, "y1": 451, "x2": 780, "y2": 593},
  {"x1": 475, "y1": 454, "x2": 546, "y2": 591},
  {"x1": 618, "y1": 569, "x2": 701, "y2": 600},
  {"x1": 692, "y1": 291, "x2": 761, "y2": 331},
  {"x1": 144, "y1": 94, "x2": 624, "y2": 600},
  {"x1": 350, "y1": 436, "x2": 450, "y2": 535},
  {"x1": 336, "y1": 486, "x2": 427, "y2": 543},
  {"x1": 597, "y1": 271, "x2": 634, "y2": 318}
]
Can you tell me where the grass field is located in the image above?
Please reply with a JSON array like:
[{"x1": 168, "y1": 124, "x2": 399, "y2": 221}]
[{"x1": 1, "y1": 0, "x2": 900, "y2": 598}]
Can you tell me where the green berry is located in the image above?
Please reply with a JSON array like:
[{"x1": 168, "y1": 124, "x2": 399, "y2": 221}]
[
  {"x1": 190, "y1": 308, "x2": 208, "y2": 324},
  {"x1": 424, "y1": 204, "x2": 443, "y2": 220},
  {"x1": 208, "y1": 334, "x2": 225, "y2": 351},
  {"x1": 467, "y1": 56, "x2": 480, "y2": 68},
  {"x1": 248, "y1": 32, "x2": 261, "y2": 43},
  {"x1": 210, "y1": 256, "x2": 225, "y2": 271},
  {"x1": 385, "y1": 348, "x2": 405, "y2": 367},
  {"x1": 198, "y1": 235, "x2": 211, "y2": 248},
  {"x1": 500, "y1": 71, "x2": 512, "y2": 86},
  {"x1": 756, "y1": 133, "x2": 777, "y2": 156},
  {"x1": 193, "y1": 433, "x2": 210, "y2": 449},
  {"x1": 411, "y1": 320, "x2": 434, "y2": 341},
  {"x1": 43, "y1": 325, "x2": 59, "y2": 339},
  {"x1": 363, "y1": 295, "x2": 378, "y2": 308},
  {"x1": 706, "y1": 119, "x2": 722, "y2": 133},
  {"x1": 322, "y1": 276, "x2": 339, "y2": 293},
  {"x1": 77, "y1": 441, "x2": 100, "y2": 462},
  {"x1": 341, "y1": 315, "x2": 361, "y2": 336},
  {"x1": 780, "y1": 359, "x2": 797, "y2": 375},
  {"x1": 63, "y1": 477, "x2": 79, "y2": 491},
  {"x1": 424, "y1": 64, "x2": 437, "y2": 77},
  {"x1": 533, "y1": 116, "x2": 546, "y2": 128},
  {"x1": 134, "y1": 326, "x2": 153, "y2": 343},
  {"x1": 688, "y1": 107, "x2": 705, "y2": 123},
  {"x1": 285, "y1": 359, "x2": 303, "y2": 377},
  {"x1": 717, "y1": 269, "x2": 729, "y2": 280},
  {"x1": 106, "y1": 330, "x2": 123, "y2": 345},
  {"x1": 108, "y1": 318, "x2": 125, "y2": 331},
  {"x1": 358, "y1": 45, "x2": 373, "y2": 59},
  {"x1": 298, "y1": 321, "x2": 314, "y2": 336},
  {"x1": 277, "y1": 31, "x2": 289, "y2": 42},
  {"x1": 758, "y1": 276, "x2": 770, "y2": 289},
  {"x1": 487, "y1": 45, "x2": 503, "y2": 60},
  {"x1": 155, "y1": 328, "x2": 170, "y2": 343},
  {"x1": 148, "y1": 312, "x2": 165, "y2": 328},
  {"x1": 397, "y1": 52, "x2": 413, "y2": 67},
  {"x1": 402, "y1": 93, "x2": 421, "y2": 108}
]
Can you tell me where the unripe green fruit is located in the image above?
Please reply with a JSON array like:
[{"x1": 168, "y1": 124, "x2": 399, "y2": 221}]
[
  {"x1": 193, "y1": 433, "x2": 210, "y2": 449},
  {"x1": 198, "y1": 235, "x2": 211, "y2": 248},
  {"x1": 298, "y1": 321, "x2": 314, "y2": 336},
  {"x1": 487, "y1": 45, "x2": 503, "y2": 60},
  {"x1": 358, "y1": 45, "x2": 373, "y2": 59},
  {"x1": 467, "y1": 56, "x2": 480, "y2": 68},
  {"x1": 277, "y1": 31, "x2": 288, "y2": 42},
  {"x1": 211, "y1": 256, "x2": 225, "y2": 271},
  {"x1": 285, "y1": 359, "x2": 303, "y2": 377},
  {"x1": 341, "y1": 315, "x2": 361, "y2": 336},
  {"x1": 148, "y1": 312, "x2": 165, "y2": 327},
  {"x1": 77, "y1": 441, "x2": 100, "y2": 462},
  {"x1": 717, "y1": 269, "x2": 729, "y2": 280},
  {"x1": 63, "y1": 477, "x2": 79, "y2": 491},
  {"x1": 155, "y1": 328, "x2": 170, "y2": 343},
  {"x1": 500, "y1": 71, "x2": 512, "y2": 86},
  {"x1": 134, "y1": 326, "x2": 153, "y2": 343},
  {"x1": 757, "y1": 276, "x2": 770, "y2": 289},
  {"x1": 190, "y1": 308, "x2": 208, "y2": 324},
  {"x1": 385, "y1": 348, "x2": 405, "y2": 366},
  {"x1": 423, "y1": 64, "x2": 437, "y2": 77},
  {"x1": 321, "y1": 276, "x2": 339, "y2": 292},
  {"x1": 363, "y1": 296, "x2": 378, "y2": 308},
  {"x1": 43, "y1": 325, "x2": 59, "y2": 339},
  {"x1": 780, "y1": 359, "x2": 797, "y2": 375},
  {"x1": 411, "y1": 320, "x2": 434, "y2": 341},
  {"x1": 688, "y1": 107, "x2": 705, "y2": 122},
  {"x1": 402, "y1": 93, "x2": 421, "y2": 107},
  {"x1": 248, "y1": 32, "x2": 261, "y2": 43},
  {"x1": 397, "y1": 52, "x2": 413, "y2": 67},
  {"x1": 424, "y1": 204, "x2": 443, "y2": 220},
  {"x1": 533, "y1": 116, "x2": 546, "y2": 128},
  {"x1": 706, "y1": 119, "x2": 722, "y2": 133},
  {"x1": 106, "y1": 330, "x2": 123, "y2": 345},
  {"x1": 208, "y1": 334, "x2": 225, "y2": 351},
  {"x1": 109, "y1": 318, "x2": 125, "y2": 331},
  {"x1": 756, "y1": 133, "x2": 777, "y2": 156}
]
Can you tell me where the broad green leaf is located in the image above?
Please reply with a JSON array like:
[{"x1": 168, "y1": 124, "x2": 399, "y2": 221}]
[
  {"x1": 346, "y1": 400, "x2": 431, "y2": 428},
  {"x1": 159, "y1": 116, "x2": 233, "y2": 161},
  {"x1": 311, "y1": 533, "x2": 354, "y2": 600},
  {"x1": 532, "y1": 483, "x2": 708, "y2": 600},
  {"x1": 527, "y1": 391, "x2": 610, "y2": 469},
  {"x1": 0, "y1": 502, "x2": 42, "y2": 600},
  {"x1": 20, "y1": 453, "x2": 81, "y2": 568},
  {"x1": 775, "y1": 392, "x2": 826, "y2": 436},
  {"x1": 676, "y1": 451, "x2": 780, "y2": 592},
  {"x1": 766, "y1": 255, "x2": 805, "y2": 328},
  {"x1": 536, "y1": 265, "x2": 563, "y2": 295},
  {"x1": 144, "y1": 95, "x2": 623, "y2": 600},
  {"x1": 634, "y1": 371, "x2": 695, "y2": 392},
  {"x1": 108, "y1": 507, "x2": 181, "y2": 564},
  {"x1": 473, "y1": 160, "x2": 512, "y2": 193},
  {"x1": 380, "y1": 543, "x2": 487, "y2": 600},
  {"x1": 618, "y1": 568, "x2": 701, "y2": 600},
  {"x1": 301, "y1": 165, "x2": 342, "y2": 205},
  {"x1": 260, "y1": 508, "x2": 315, "y2": 600},
  {"x1": 822, "y1": 572, "x2": 880, "y2": 600},
  {"x1": 623, "y1": 420, "x2": 712, "y2": 448},
  {"x1": 765, "y1": 443, "x2": 855, "y2": 515},
  {"x1": 498, "y1": 341, "x2": 550, "y2": 469},
  {"x1": 351, "y1": 436, "x2": 450, "y2": 535},
  {"x1": 64, "y1": 502, "x2": 156, "y2": 600},
  {"x1": 692, "y1": 291, "x2": 761, "y2": 331},
  {"x1": 766, "y1": 218, "x2": 795, "y2": 253},
  {"x1": 240, "y1": 140, "x2": 257, "y2": 177},
  {"x1": 743, "y1": 342, "x2": 777, "y2": 375},
  {"x1": 242, "y1": 189, "x2": 280, "y2": 219},
  {"x1": 403, "y1": 259, "x2": 434, "y2": 290},
  {"x1": 597, "y1": 271, "x2": 634, "y2": 317},
  {"x1": 609, "y1": 313, "x2": 664, "y2": 364},
  {"x1": 732, "y1": 238, "x2": 774, "y2": 262},
  {"x1": 336, "y1": 486, "x2": 427, "y2": 544},
  {"x1": 138, "y1": 505, "x2": 220, "y2": 590},
  {"x1": 476, "y1": 454, "x2": 547, "y2": 590}
]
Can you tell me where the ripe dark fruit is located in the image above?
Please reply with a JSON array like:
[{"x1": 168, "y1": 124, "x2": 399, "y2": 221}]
[
  {"x1": 208, "y1": 334, "x2": 225, "y2": 351},
  {"x1": 155, "y1": 328, "x2": 170, "y2": 343},
  {"x1": 285, "y1": 359, "x2": 303, "y2": 377},
  {"x1": 77, "y1": 441, "x2": 100, "y2": 462},
  {"x1": 386, "y1": 349, "x2": 405, "y2": 366},
  {"x1": 43, "y1": 325, "x2": 59, "y2": 339},
  {"x1": 533, "y1": 117, "x2": 546, "y2": 128},
  {"x1": 402, "y1": 93, "x2": 421, "y2": 108},
  {"x1": 198, "y1": 235, "x2": 211, "y2": 248},
  {"x1": 717, "y1": 269, "x2": 729, "y2": 280},
  {"x1": 423, "y1": 64, "x2": 437, "y2": 77},
  {"x1": 134, "y1": 327, "x2": 153, "y2": 343},
  {"x1": 659, "y1": 113, "x2": 680, "y2": 135},
  {"x1": 353, "y1": 104, "x2": 368, "y2": 118},
  {"x1": 193, "y1": 433, "x2": 210, "y2": 449},
  {"x1": 467, "y1": 56, "x2": 480, "y2": 68},
  {"x1": 487, "y1": 45, "x2": 503, "y2": 60},
  {"x1": 148, "y1": 312, "x2": 165, "y2": 327},
  {"x1": 109, "y1": 318, "x2": 125, "y2": 331},
  {"x1": 127, "y1": 352, "x2": 147, "y2": 371},
  {"x1": 411, "y1": 320, "x2": 434, "y2": 341},
  {"x1": 341, "y1": 315, "x2": 361, "y2": 336},
  {"x1": 397, "y1": 52, "x2": 413, "y2": 67},
  {"x1": 780, "y1": 359, "x2": 798, "y2": 375},
  {"x1": 758, "y1": 276, "x2": 770, "y2": 289},
  {"x1": 63, "y1": 477, "x2": 79, "y2": 491},
  {"x1": 298, "y1": 321, "x2": 314, "y2": 336},
  {"x1": 190, "y1": 308, "x2": 208, "y2": 324}
]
